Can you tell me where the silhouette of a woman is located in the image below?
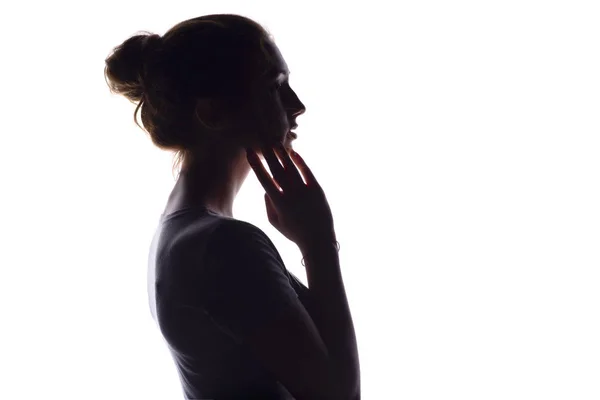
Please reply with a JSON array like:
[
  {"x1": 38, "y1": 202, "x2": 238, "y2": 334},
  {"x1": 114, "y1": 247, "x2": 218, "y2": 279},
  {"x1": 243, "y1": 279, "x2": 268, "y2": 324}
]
[{"x1": 105, "y1": 14, "x2": 360, "y2": 399}]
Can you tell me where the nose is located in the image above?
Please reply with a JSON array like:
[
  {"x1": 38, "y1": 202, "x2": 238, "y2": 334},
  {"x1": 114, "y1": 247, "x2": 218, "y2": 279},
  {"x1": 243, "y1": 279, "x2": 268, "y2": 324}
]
[
  {"x1": 293, "y1": 105, "x2": 305, "y2": 118},
  {"x1": 287, "y1": 90, "x2": 306, "y2": 121}
]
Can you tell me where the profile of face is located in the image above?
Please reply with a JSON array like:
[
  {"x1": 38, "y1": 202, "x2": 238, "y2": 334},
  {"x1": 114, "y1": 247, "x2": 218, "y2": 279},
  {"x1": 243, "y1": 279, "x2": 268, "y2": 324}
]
[{"x1": 204, "y1": 37, "x2": 306, "y2": 158}]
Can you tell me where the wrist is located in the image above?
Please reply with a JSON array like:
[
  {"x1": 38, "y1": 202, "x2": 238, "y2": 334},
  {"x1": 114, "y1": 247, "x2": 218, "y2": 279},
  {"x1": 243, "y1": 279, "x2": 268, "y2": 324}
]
[
  {"x1": 300, "y1": 240, "x2": 340, "y2": 266},
  {"x1": 299, "y1": 236, "x2": 337, "y2": 252}
]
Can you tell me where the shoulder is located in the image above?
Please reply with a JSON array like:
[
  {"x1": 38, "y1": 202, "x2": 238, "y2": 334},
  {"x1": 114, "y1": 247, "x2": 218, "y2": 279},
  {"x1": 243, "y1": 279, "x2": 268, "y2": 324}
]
[
  {"x1": 208, "y1": 219, "x2": 274, "y2": 253},
  {"x1": 203, "y1": 219, "x2": 288, "y2": 282},
  {"x1": 212, "y1": 218, "x2": 264, "y2": 239},
  {"x1": 216, "y1": 218, "x2": 263, "y2": 235}
]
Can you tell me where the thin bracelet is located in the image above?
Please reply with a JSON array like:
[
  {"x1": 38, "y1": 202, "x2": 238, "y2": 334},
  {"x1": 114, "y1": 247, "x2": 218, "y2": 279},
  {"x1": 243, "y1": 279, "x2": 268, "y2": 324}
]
[{"x1": 301, "y1": 241, "x2": 340, "y2": 267}]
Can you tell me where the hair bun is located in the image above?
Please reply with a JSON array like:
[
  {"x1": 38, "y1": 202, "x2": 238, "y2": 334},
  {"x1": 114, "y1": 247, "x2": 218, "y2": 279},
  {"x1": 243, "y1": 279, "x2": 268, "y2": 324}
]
[
  {"x1": 142, "y1": 34, "x2": 162, "y2": 60},
  {"x1": 104, "y1": 32, "x2": 163, "y2": 102}
]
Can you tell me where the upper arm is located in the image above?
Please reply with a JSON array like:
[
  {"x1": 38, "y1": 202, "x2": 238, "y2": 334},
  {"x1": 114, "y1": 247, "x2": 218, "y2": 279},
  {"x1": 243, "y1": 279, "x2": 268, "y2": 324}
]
[
  {"x1": 289, "y1": 272, "x2": 312, "y2": 308},
  {"x1": 200, "y1": 221, "x2": 348, "y2": 399}
]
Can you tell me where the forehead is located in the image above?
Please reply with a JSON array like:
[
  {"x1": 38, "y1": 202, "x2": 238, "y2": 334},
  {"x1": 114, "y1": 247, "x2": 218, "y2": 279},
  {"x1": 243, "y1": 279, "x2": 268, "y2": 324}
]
[{"x1": 259, "y1": 38, "x2": 289, "y2": 77}]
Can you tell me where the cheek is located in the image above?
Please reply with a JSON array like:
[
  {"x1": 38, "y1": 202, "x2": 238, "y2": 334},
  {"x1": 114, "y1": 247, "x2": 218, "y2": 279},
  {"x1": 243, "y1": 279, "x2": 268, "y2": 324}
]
[{"x1": 246, "y1": 93, "x2": 287, "y2": 138}]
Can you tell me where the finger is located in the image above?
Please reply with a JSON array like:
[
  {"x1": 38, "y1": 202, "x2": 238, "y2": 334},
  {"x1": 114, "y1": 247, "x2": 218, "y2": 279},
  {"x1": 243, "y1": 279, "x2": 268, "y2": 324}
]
[
  {"x1": 261, "y1": 146, "x2": 288, "y2": 189},
  {"x1": 264, "y1": 193, "x2": 278, "y2": 224},
  {"x1": 273, "y1": 144, "x2": 305, "y2": 187},
  {"x1": 246, "y1": 149, "x2": 282, "y2": 199},
  {"x1": 289, "y1": 150, "x2": 319, "y2": 187}
]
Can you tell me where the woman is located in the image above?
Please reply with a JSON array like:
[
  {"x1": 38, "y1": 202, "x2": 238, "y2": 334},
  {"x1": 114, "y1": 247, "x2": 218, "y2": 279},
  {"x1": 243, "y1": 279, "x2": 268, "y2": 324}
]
[{"x1": 105, "y1": 14, "x2": 360, "y2": 399}]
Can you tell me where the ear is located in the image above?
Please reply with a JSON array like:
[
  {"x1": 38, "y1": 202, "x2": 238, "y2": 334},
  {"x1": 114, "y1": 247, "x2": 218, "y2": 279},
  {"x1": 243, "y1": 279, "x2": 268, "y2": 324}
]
[{"x1": 195, "y1": 98, "x2": 225, "y2": 130}]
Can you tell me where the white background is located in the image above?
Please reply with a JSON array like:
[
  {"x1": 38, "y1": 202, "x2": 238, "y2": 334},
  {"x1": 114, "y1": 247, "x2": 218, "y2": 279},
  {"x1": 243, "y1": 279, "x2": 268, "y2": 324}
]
[{"x1": 1, "y1": 0, "x2": 599, "y2": 399}]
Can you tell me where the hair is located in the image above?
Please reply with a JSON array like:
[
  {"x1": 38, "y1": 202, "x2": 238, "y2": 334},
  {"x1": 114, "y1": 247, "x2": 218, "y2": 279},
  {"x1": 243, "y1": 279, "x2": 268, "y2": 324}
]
[{"x1": 104, "y1": 14, "x2": 274, "y2": 178}]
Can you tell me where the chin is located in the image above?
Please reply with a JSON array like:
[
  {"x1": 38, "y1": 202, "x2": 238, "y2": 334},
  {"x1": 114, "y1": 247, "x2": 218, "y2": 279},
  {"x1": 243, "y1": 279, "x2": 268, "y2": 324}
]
[{"x1": 283, "y1": 139, "x2": 294, "y2": 150}]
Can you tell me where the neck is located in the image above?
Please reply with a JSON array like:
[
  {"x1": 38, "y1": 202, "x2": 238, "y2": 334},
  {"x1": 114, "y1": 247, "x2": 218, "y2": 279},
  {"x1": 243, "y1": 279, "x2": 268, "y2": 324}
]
[{"x1": 168, "y1": 146, "x2": 250, "y2": 219}]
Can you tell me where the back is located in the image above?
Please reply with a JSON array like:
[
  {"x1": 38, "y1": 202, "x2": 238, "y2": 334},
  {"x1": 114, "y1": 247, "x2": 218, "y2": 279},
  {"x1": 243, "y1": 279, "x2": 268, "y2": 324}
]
[{"x1": 147, "y1": 206, "x2": 309, "y2": 399}]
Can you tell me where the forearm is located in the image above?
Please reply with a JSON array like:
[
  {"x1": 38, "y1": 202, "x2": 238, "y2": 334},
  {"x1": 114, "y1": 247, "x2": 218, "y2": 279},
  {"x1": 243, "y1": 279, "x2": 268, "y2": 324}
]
[{"x1": 300, "y1": 243, "x2": 361, "y2": 398}]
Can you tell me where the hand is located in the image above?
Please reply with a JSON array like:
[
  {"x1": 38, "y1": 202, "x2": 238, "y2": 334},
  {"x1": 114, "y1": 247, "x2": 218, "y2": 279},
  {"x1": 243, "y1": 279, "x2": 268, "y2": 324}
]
[{"x1": 246, "y1": 144, "x2": 336, "y2": 250}]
